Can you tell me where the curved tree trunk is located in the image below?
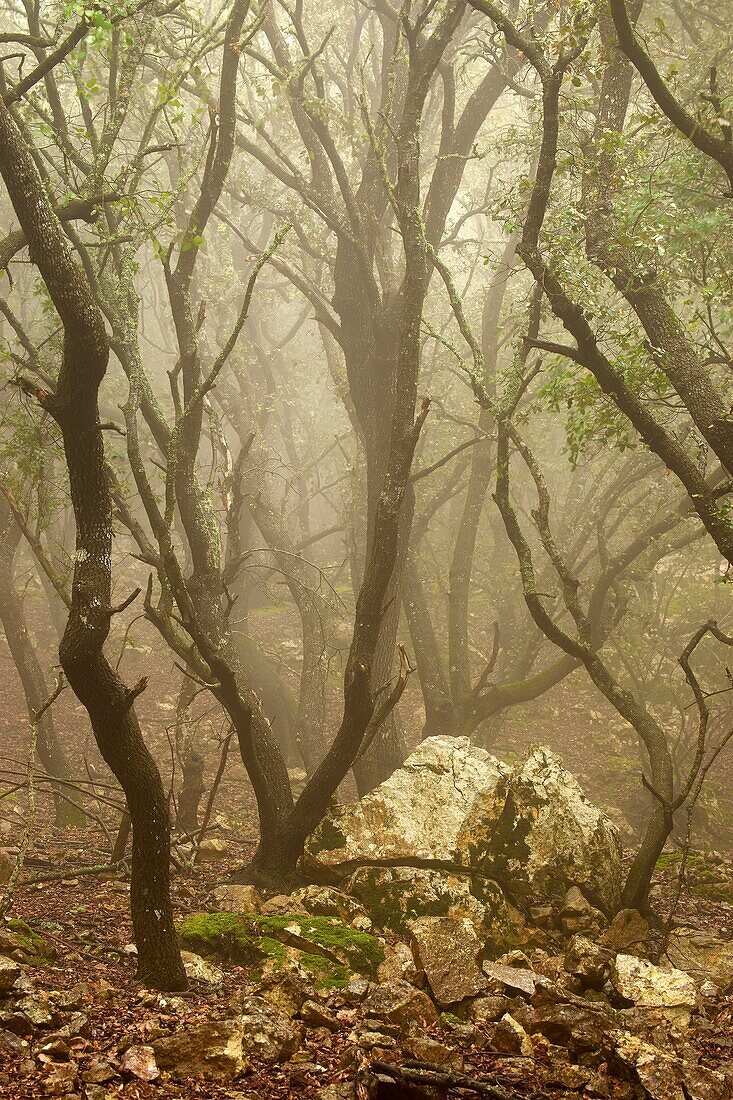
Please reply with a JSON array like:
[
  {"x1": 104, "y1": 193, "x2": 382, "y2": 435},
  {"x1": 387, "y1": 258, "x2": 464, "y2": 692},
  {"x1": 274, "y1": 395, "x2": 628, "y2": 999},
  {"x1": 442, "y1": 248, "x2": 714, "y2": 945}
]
[{"x1": 0, "y1": 94, "x2": 186, "y2": 991}]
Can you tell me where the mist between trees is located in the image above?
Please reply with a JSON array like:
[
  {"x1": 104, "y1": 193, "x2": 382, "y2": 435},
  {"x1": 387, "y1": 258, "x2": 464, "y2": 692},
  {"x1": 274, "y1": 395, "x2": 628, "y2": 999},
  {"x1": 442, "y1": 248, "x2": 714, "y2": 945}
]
[{"x1": 0, "y1": 0, "x2": 731, "y2": 1011}]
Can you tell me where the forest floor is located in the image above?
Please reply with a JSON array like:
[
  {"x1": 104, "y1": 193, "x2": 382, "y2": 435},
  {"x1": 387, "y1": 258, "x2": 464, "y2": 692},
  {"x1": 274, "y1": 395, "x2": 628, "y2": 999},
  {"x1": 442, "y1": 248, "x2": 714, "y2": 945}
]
[{"x1": 0, "y1": 610, "x2": 731, "y2": 1098}]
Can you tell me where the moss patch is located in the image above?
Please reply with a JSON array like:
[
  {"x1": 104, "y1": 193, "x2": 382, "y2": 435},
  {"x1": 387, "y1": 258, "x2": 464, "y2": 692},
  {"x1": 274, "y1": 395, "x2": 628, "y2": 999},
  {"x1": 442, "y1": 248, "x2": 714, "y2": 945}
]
[
  {"x1": 1, "y1": 919, "x2": 52, "y2": 966},
  {"x1": 177, "y1": 910, "x2": 382, "y2": 987}
]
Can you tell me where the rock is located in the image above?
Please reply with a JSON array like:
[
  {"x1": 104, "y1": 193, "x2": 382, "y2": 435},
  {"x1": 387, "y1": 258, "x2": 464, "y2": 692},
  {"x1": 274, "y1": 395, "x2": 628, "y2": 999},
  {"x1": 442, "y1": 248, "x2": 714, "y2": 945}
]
[
  {"x1": 564, "y1": 935, "x2": 614, "y2": 989},
  {"x1": 527, "y1": 999, "x2": 617, "y2": 1054},
  {"x1": 196, "y1": 837, "x2": 230, "y2": 860},
  {"x1": 481, "y1": 961, "x2": 545, "y2": 997},
  {"x1": 377, "y1": 940, "x2": 421, "y2": 986},
  {"x1": 308, "y1": 736, "x2": 508, "y2": 868},
  {"x1": 41, "y1": 1062, "x2": 78, "y2": 1095},
  {"x1": 612, "y1": 954, "x2": 700, "y2": 1025},
  {"x1": 611, "y1": 1032, "x2": 731, "y2": 1100},
  {"x1": 488, "y1": 747, "x2": 622, "y2": 913},
  {"x1": 309, "y1": 739, "x2": 621, "y2": 917},
  {"x1": 0, "y1": 956, "x2": 21, "y2": 991},
  {"x1": 238, "y1": 995, "x2": 303, "y2": 1062},
  {"x1": 345, "y1": 865, "x2": 526, "y2": 953},
  {"x1": 559, "y1": 886, "x2": 606, "y2": 934},
  {"x1": 152, "y1": 1018, "x2": 246, "y2": 1079},
  {"x1": 256, "y1": 964, "x2": 316, "y2": 1017},
  {"x1": 81, "y1": 1055, "x2": 117, "y2": 1084},
  {"x1": 602, "y1": 909, "x2": 649, "y2": 955},
  {"x1": 665, "y1": 928, "x2": 733, "y2": 991},
  {"x1": 410, "y1": 916, "x2": 488, "y2": 1005},
  {"x1": 0, "y1": 850, "x2": 12, "y2": 884},
  {"x1": 181, "y1": 950, "x2": 224, "y2": 985},
  {"x1": 292, "y1": 885, "x2": 370, "y2": 927},
  {"x1": 120, "y1": 1044, "x2": 160, "y2": 1082},
  {"x1": 209, "y1": 884, "x2": 262, "y2": 914},
  {"x1": 405, "y1": 1036, "x2": 464, "y2": 1071},
  {"x1": 260, "y1": 894, "x2": 309, "y2": 916},
  {"x1": 470, "y1": 995, "x2": 511, "y2": 1023},
  {"x1": 299, "y1": 999, "x2": 342, "y2": 1031},
  {"x1": 362, "y1": 979, "x2": 439, "y2": 1035},
  {"x1": 490, "y1": 1013, "x2": 534, "y2": 1056},
  {"x1": 0, "y1": 918, "x2": 51, "y2": 965}
]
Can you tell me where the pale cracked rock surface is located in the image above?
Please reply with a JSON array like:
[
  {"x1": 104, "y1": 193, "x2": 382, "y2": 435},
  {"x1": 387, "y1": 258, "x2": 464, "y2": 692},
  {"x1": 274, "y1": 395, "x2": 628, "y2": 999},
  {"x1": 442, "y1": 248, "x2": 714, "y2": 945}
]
[
  {"x1": 612, "y1": 954, "x2": 701, "y2": 1025},
  {"x1": 308, "y1": 736, "x2": 508, "y2": 867},
  {"x1": 309, "y1": 737, "x2": 622, "y2": 916}
]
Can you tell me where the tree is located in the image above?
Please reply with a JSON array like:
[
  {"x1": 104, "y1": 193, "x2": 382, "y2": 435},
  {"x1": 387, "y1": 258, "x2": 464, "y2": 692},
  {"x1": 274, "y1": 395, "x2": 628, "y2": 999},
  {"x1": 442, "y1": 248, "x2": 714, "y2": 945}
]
[{"x1": 0, "y1": 55, "x2": 186, "y2": 990}]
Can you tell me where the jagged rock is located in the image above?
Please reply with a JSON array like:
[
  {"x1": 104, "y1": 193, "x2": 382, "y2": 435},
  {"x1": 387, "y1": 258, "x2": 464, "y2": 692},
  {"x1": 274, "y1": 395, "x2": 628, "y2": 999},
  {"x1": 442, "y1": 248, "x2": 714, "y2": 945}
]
[
  {"x1": 308, "y1": 737, "x2": 508, "y2": 867},
  {"x1": 481, "y1": 961, "x2": 546, "y2": 998},
  {"x1": 41, "y1": 1062, "x2": 78, "y2": 1095},
  {"x1": 377, "y1": 940, "x2": 421, "y2": 986},
  {"x1": 602, "y1": 909, "x2": 649, "y2": 955},
  {"x1": 292, "y1": 885, "x2": 370, "y2": 928},
  {"x1": 299, "y1": 999, "x2": 342, "y2": 1031},
  {"x1": 611, "y1": 1032, "x2": 731, "y2": 1100},
  {"x1": 0, "y1": 919, "x2": 51, "y2": 965},
  {"x1": 81, "y1": 1055, "x2": 117, "y2": 1084},
  {"x1": 309, "y1": 739, "x2": 621, "y2": 916},
  {"x1": 490, "y1": 1013, "x2": 534, "y2": 1056},
  {"x1": 405, "y1": 1036, "x2": 464, "y2": 1071},
  {"x1": 0, "y1": 956, "x2": 21, "y2": 991},
  {"x1": 488, "y1": 748, "x2": 622, "y2": 912},
  {"x1": 181, "y1": 950, "x2": 224, "y2": 985},
  {"x1": 559, "y1": 886, "x2": 606, "y2": 935},
  {"x1": 665, "y1": 928, "x2": 733, "y2": 991},
  {"x1": 0, "y1": 851, "x2": 12, "y2": 885},
  {"x1": 612, "y1": 955, "x2": 700, "y2": 1026},
  {"x1": 409, "y1": 916, "x2": 488, "y2": 1005},
  {"x1": 362, "y1": 979, "x2": 439, "y2": 1035},
  {"x1": 527, "y1": 999, "x2": 617, "y2": 1054},
  {"x1": 256, "y1": 963, "x2": 317, "y2": 1017},
  {"x1": 564, "y1": 935, "x2": 614, "y2": 989},
  {"x1": 209, "y1": 884, "x2": 262, "y2": 914},
  {"x1": 470, "y1": 995, "x2": 511, "y2": 1023},
  {"x1": 120, "y1": 1045, "x2": 160, "y2": 1082},
  {"x1": 152, "y1": 1018, "x2": 247, "y2": 1079},
  {"x1": 260, "y1": 894, "x2": 309, "y2": 916},
  {"x1": 238, "y1": 995, "x2": 303, "y2": 1062}
]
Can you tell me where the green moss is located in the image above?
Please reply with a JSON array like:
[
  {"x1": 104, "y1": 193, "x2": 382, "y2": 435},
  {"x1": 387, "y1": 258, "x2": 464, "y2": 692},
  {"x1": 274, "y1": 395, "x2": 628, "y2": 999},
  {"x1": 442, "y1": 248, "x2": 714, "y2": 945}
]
[
  {"x1": 252, "y1": 914, "x2": 384, "y2": 975},
  {"x1": 177, "y1": 910, "x2": 381, "y2": 984},
  {"x1": 3, "y1": 919, "x2": 51, "y2": 966}
]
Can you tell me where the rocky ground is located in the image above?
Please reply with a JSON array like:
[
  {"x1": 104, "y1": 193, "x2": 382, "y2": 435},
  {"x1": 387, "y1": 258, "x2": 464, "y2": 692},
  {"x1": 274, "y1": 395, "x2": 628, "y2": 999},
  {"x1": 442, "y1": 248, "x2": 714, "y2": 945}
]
[{"x1": 0, "y1": 737, "x2": 731, "y2": 1100}]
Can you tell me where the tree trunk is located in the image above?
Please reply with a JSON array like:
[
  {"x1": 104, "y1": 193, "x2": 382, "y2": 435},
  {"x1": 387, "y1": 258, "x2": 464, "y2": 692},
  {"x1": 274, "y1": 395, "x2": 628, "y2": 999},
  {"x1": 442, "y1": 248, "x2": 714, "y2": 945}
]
[
  {"x1": 0, "y1": 94, "x2": 186, "y2": 992},
  {"x1": 0, "y1": 501, "x2": 84, "y2": 827}
]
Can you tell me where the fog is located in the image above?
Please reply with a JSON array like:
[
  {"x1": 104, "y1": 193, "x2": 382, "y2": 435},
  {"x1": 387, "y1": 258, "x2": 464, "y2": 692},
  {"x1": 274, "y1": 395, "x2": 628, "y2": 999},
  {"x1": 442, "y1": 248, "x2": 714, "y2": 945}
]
[{"x1": 0, "y1": 1, "x2": 731, "y2": 1094}]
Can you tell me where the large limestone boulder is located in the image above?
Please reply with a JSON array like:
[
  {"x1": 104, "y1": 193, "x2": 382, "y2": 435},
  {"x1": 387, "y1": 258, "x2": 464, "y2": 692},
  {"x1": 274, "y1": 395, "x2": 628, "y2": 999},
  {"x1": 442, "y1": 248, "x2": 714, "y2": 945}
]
[
  {"x1": 308, "y1": 738, "x2": 622, "y2": 915},
  {"x1": 487, "y1": 747, "x2": 622, "y2": 912},
  {"x1": 309, "y1": 737, "x2": 508, "y2": 867}
]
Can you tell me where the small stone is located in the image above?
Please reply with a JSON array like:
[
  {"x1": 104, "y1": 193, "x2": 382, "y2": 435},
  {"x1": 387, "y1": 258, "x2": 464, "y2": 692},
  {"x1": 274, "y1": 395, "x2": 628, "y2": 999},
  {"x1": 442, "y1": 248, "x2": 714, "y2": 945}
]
[
  {"x1": 197, "y1": 837, "x2": 230, "y2": 860},
  {"x1": 0, "y1": 956, "x2": 21, "y2": 991},
  {"x1": 81, "y1": 1054, "x2": 117, "y2": 1083},
  {"x1": 209, "y1": 883, "x2": 262, "y2": 914},
  {"x1": 564, "y1": 935, "x2": 613, "y2": 989},
  {"x1": 405, "y1": 1036, "x2": 464, "y2": 1071},
  {"x1": 490, "y1": 1013, "x2": 534, "y2": 1056},
  {"x1": 153, "y1": 1018, "x2": 246, "y2": 1080},
  {"x1": 362, "y1": 979, "x2": 438, "y2": 1036},
  {"x1": 260, "y1": 894, "x2": 309, "y2": 916},
  {"x1": 120, "y1": 1044, "x2": 159, "y2": 1082},
  {"x1": 181, "y1": 950, "x2": 224, "y2": 985},
  {"x1": 471, "y1": 995, "x2": 510, "y2": 1023},
  {"x1": 377, "y1": 941, "x2": 421, "y2": 986},
  {"x1": 41, "y1": 1062, "x2": 78, "y2": 1096},
  {"x1": 602, "y1": 909, "x2": 648, "y2": 955},
  {"x1": 481, "y1": 961, "x2": 544, "y2": 997},
  {"x1": 0, "y1": 851, "x2": 13, "y2": 884},
  {"x1": 665, "y1": 928, "x2": 733, "y2": 990},
  {"x1": 299, "y1": 999, "x2": 342, "y2": 1031},
  {"x1": 239, "y1": 995, "x2": 303, "y2": 1062}
]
